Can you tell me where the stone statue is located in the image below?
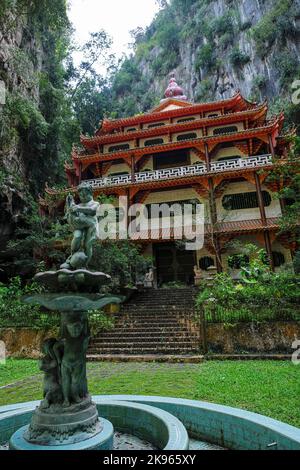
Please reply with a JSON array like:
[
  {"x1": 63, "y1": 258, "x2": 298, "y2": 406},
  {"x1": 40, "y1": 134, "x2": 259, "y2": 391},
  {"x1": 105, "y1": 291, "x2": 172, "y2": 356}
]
[
  {"x1": 57, "y1": 312, "x2": 90, "y2": 407},
  {"x1": 39, "y1": 338, "x2": 63, "y2": 409},
  {"x1": 194, "y1": 265, "x2": 202, "y2": 287},
  {"x1": 144, "y1": 267, "x2": 154, "y2": 288},
  {"x1": 61, "y1": 183, "x2": 100, "y2": 270}
]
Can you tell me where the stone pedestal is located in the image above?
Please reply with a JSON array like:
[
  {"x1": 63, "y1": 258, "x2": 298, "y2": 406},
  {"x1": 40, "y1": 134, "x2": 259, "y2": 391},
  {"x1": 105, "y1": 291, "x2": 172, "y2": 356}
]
[
  {"x1": 9, "y1": 418, "x2": 114, "y2": 451},
  {"x1": 25, "y1": 396, "x2": 100, "y2": 446}
]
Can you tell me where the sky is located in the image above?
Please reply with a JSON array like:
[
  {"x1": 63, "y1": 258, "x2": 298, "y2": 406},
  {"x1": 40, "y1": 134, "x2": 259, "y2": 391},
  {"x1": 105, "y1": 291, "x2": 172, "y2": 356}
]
[{"x1": 68, "y1": 0, "x2": 160, "y2": 69}]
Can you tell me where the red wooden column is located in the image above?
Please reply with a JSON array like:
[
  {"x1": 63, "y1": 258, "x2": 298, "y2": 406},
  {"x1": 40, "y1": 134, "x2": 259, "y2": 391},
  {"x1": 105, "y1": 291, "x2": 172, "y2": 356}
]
[
  {"x1": 208, "y1": 177, "x2": 223, "y2": 273},
  {"x1": 78, "y1": 162, "x2": 82, "y2": 184},
  {"x1": 131, "y1": 154, "x2": 136, "y2": 183},
  {"x1": 204, "y1": 142, "x2": 210, "y2": 171},
  {"x1": 254, "y1": 171, "x2": 274, "y2": 270},
  {"x1": 268, "y1": 134, "x2": 275, "y2": 158}
]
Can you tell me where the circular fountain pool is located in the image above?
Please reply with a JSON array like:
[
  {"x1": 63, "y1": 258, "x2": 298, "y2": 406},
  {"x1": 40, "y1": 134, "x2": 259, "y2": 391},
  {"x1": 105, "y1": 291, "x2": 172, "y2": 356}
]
[{"x1": 1, "y1": 395, "x2": 300, "y2": 450}]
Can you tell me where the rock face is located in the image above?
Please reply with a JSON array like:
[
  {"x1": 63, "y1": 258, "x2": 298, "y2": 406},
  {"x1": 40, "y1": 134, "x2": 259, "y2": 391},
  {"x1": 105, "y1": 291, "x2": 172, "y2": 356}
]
[
  {"x1": 113, "y1": 0, "x2": 300, "y2": 116},
  {"x1": 0, "y1": 10, "x2": 43, "y2": 247},
  {"x1": 0, "y1": 3, "x2": 72, "y2": 277}
]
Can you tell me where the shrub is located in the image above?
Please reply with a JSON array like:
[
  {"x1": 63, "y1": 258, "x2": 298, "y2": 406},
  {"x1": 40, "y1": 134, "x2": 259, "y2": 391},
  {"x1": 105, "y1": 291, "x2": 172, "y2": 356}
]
[
  {"x1": 0, "y1": 277, "x2": 59, "y2": 329},
  {"x1": 194, "y1": 79, "x2": 213, "y2": 102},
  {"x1": 229, "y1": 47, "x2": 250, "y2": 68},
  {"x1": 252, "y1": 75, "x2": 267, "y2": 90},
  {"x1": 195, "y1": 44, "x2": 216, "y2": 71},
  {"x1": 88, "y1": 310, "x2": 114, "y2": 336},
  {"x1": 273, "y1": 50, "x2": 300, "y2": 87},
  {"x1": 240, "y1": 21, "x2": 252, "y2": 31},
  {"x1": 250, "y1": 0, "x2": 295, "y2": 56},
  {"x1": 195, "y1": 270, "x2": 300, "y2": 324},
  {"x1": 155, "y1": 23, "x2": 180, "y2": 52},
  {"x1": 211, "y1": 12, "x2": 234, "y2": 38}
]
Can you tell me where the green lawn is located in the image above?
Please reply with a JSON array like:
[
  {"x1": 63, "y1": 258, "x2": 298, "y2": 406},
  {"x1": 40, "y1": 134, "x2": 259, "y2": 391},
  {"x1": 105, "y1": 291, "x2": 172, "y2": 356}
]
[{"x1": 0, "y1": 359, "x2": 299, "y2": 427}]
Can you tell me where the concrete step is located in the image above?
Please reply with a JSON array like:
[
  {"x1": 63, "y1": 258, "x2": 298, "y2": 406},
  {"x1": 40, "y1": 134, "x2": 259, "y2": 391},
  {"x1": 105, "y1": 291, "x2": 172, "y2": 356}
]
[
  {"x1": 88, "y1": 347, "x2": 200, "y2": 354},
  {"x1": 87, "y1": 354, "x2": 204, "y2": 363},
  {"x1": 120, "y1": 305, "x2": 194, "y2": 316},
  {"x1": 103, "y1": 326, "x2": 190, "y2": 332},
  {"x1": 119, "y1": 315, "x2": 191, "y2": 326},
  {"x1": 124, "y1": 301, "x2": 194, "y2": 305},
  {"x1": 92, "y1": 333, "x2": 195, "y2": 340},
  {"x1": 119, "y1": 321, "x2": 184, "y2": 326},
  {"x1": 90, "y1": 340, "x2": 198, "y2": 348}
]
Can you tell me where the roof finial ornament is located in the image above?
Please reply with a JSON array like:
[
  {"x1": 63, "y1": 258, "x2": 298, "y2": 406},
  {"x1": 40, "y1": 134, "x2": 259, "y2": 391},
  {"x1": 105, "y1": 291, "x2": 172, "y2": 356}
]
[{"x1": 163, "y1": 72, "x2": 187, "y2": 101}]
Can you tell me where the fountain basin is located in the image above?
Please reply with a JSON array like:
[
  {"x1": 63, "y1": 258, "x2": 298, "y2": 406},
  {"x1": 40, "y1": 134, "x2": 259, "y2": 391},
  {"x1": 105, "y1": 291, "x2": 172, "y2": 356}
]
[
  {"x1": 2, "y1": 400, "x2": 188, "y2": 451},
  {"x1": 1, "y1": 396, "x2": 300, "y2": 450}
]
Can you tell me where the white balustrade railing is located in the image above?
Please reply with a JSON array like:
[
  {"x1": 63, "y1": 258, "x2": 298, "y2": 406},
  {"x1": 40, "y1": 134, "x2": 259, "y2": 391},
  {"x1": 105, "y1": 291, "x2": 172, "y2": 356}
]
[
  {"x1": 82, "y1": 154, "x2": 272, "y2": 189},
  {"x1": 211, "y1": 154, "x2": 272, "y2": 172}
]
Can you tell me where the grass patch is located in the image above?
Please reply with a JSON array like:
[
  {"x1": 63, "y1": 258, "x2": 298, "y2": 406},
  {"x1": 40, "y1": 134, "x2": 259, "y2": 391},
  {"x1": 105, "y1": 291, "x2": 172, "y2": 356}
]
[
  {"x1": 0, "y1": 359, "x2": 39, "y2": 387},
  {"x1": 0, "y1": 360, "x2": 299, "y2": 427}
]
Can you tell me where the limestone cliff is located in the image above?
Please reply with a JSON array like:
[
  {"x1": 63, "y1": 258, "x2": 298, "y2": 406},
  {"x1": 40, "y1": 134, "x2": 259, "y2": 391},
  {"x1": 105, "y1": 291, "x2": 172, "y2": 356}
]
[{"x1": 112, "y1": 0, "x2": 300, "y2": 120}]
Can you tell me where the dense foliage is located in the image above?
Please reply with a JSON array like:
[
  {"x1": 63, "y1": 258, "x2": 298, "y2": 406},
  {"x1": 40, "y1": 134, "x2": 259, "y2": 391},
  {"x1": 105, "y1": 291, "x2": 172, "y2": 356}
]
[
  {"x1": 0, "y1": 276, "x2": 59, "y2": 329},
  {"x1": 196, "y1": 245, "x2": 300, "y2": 324},
  {"x1": 0, "y1": 276, "x2": 113, "y2": 333}
]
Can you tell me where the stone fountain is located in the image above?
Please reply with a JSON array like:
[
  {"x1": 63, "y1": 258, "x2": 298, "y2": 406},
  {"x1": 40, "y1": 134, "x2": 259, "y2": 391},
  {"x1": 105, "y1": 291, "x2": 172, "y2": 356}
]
[{"x1": 9, "y1": 184, "x2": 122, "y2": 450}]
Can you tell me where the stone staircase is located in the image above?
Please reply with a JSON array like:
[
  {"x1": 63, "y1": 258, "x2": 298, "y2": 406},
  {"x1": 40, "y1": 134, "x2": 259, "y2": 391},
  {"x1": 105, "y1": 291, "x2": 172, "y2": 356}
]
[{"x1": 87, "y1": 288, "x2": 203, "y2": 362}]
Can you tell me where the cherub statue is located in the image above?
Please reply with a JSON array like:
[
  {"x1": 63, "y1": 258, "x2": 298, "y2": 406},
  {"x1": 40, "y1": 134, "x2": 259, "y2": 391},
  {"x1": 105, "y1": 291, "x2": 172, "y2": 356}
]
[
  {"x1": 61, "y1": 183, "x2": 100, "y2": 270},
  {"x1": 57, "y1": 313, "x2": 90, "y2": 407},
  {"x1": 39, "y1": 338, "x2": 63, "y2": 409}
]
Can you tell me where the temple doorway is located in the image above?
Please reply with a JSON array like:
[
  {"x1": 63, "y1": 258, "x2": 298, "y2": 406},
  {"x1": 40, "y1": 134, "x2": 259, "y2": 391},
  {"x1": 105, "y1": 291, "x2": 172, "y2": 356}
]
[{"x1": 154, "y1": 243, "x2": 195, "y2": 286}]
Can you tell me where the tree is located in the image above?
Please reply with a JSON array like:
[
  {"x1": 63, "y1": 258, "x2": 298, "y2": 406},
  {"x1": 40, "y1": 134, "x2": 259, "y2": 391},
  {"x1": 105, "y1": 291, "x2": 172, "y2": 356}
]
[
  {"x1": 70, "y1": 31, "x2": 114, "y2": 99},
  {"x1": 72, "y1": 75, "x2": 111, "y2": 135},
  {"x1": 268, "y1": 137, "x2": 300, "y2": 244},
  {"x1": 156, "y1": 0, "x2": 168, "y2": 7}
]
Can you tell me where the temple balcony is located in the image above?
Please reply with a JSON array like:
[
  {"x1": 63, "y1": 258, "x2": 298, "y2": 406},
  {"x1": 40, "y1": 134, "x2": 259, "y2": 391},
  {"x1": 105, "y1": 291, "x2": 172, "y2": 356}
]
[{"x1": 81, "y1": 154, "x2": 273, "y2": 189}]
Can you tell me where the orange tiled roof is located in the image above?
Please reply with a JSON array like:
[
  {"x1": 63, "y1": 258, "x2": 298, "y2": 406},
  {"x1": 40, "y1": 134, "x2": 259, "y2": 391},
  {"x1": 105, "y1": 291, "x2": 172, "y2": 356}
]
[
  {"x1": 82, "y1": 103, "x2": 268, "y2": 149},
  {"x1": 96, "y1": 91, "x2": 257, "y2": 134}
]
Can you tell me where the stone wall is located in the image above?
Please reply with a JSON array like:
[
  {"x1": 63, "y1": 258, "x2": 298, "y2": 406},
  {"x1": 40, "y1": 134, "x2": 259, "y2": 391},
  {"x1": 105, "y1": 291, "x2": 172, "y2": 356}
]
[
  {"x1": 206, "y1": 321, "x2": 300, "y2": 354},
  {"x1": 1, "y1": 321, "x2": 299, "y2": 358},
  {"x1": 0, "y1": 328, "x2": 57, "y2": 359}
]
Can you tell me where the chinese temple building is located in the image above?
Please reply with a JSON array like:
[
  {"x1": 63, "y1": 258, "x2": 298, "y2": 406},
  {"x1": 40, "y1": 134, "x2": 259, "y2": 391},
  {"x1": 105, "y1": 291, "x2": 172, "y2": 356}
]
[{"x1": 42, "y1": 76, "x2": 296, "y2": 285}]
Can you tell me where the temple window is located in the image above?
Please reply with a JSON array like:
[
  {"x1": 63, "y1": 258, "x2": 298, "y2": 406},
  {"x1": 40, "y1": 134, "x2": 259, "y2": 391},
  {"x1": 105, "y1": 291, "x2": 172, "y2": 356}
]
[
  {"x1": 109, "y1": 172, "x2": 129, "y2": 178},
  {"x1": 207, "y1": 114, "x2": 219, "y2": 118},
  {"x1": 217, "y1": 155, "x2": 241, "y2": 161},
  {"x1": 146, "y1": 199, "x2": 199, "y2": 219},
  {"x1": 199, "y1": 257, "x2": 215, "y2": 271},
  {"x1": 144, "y1": 138, "x2": 164, "y2": 147},
  {"x1": 222, "y1": 191, "x2": 272, "y2": 210},
  {"x1": 148, "y1": 122, "x2": 165, "y2": 129},
  {"x1": 154, "y1": 149, "x2": 189, "y2": 169},
  {"x1": 177, "y1": 117, "x2": 196, "y2": 123},
  {"x1": 177, "y1": 133, "x2": 197, "y2": 142},
  {"x1": 213, "y1": 126, "x2": 238, "y2": 135},
  {"x1": 108, "y1": 143, "x2": 130, "y2": 152},
  {"x1": 272, "y1": 251, "x2": 285, "y2": 267},
  {"x1": 127, "y1": 128, "x2": 137, "y2": 132}
]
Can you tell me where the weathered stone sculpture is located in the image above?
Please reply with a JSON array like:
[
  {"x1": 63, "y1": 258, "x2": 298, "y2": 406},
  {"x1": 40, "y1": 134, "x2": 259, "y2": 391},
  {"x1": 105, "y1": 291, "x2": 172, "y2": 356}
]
[
  {"x1": 61, "y1": 183, "x2": 100, "y2": 270},
  {"x1": 9, "y1": 184, "x2": 122, "y2": 450},
  {"x1": 39, "y1": 338, "x2": 63, "y2": 409},
  {"x1": 59, "y1": 312, "x2": 90, "y2": 407}
]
